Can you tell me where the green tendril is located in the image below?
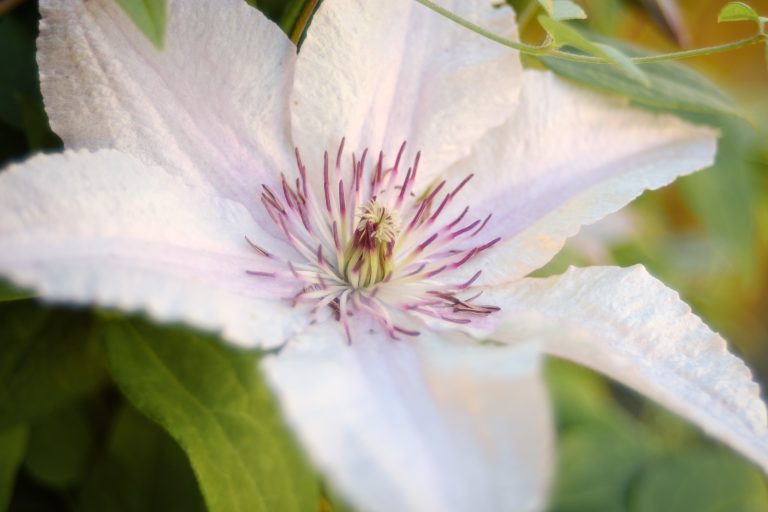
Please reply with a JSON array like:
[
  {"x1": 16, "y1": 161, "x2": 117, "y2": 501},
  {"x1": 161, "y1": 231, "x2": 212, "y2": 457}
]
[{"x1": 413, "y1": 0, "x2": 766, "y2": 65}]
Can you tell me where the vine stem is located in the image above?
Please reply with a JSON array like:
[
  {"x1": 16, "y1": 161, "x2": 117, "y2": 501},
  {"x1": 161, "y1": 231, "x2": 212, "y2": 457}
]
[
  {"x1": 413, "y1": 0, "x2": 554, "y2": 54},
  {"x1": 413, "y1": 0, "x2": 765, "y2": 64},
  {"x1": 550, "y1": 34, "x2": 765, "y2": 63}
]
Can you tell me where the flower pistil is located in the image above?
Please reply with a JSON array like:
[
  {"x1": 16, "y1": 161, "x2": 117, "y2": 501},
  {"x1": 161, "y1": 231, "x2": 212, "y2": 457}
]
[{"x1": 246, "y1": 139, "x2": 501, "y2": 339}]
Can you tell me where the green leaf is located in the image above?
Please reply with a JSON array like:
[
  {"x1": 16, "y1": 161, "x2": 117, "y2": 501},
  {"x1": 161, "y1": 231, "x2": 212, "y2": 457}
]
[
  {"x1": 677, "y1": 118, "x2": 759, "y2": 275},
  {"x1": 0, "y1": 122, "x2": 27, "y2": 168},
  {"x1": 538, "y1": 14, "x2": 592, "y2": 49},
  {"x1": 537, "y1": 0, "x2": 554, "y2": 14},
  {"x1": 552, "y1": 0, "x2": 587, "y2": 21},
  {"x1": 632, "y1": 450, "x2": 768, "y2": 511},
  {"x1": 591, "y1": 42, "x2": 649, "y2": 85},
  {"x1": 103, "y1": 319, "x2": 319, "y2": 512},
  {"x1": 15, "y1": 95, "x2": 62, "y2": 152},
  {"x1": 545, "y1": 359, "x2": 618, "y2": 429},
  {"x1": 539, "y1": 39, "x2": 744, "y2": 120},
  {"x1": 550, "y1": 422, "x2": 654, "y2": 512},
  {"x1": 279, "y1": 0, "x2": 311, "y2": 35},
  {"x1": 0, "y1": 278, "x2": 34, "y2": 302},
  {"x1": 115, "y1": 0, "x2": 168, "y2": 49},
  {"x1": 0, "y1": 303, "x2": 107, "y2": 429},
  {"x1": 23, "y1": 407, "x2": 93, "y2": 488},
  {"x1": 0, "y1": 426, "x2": 27, "y2": 511},
  {"x1": 0, "y1": 12, "x2": 37, "y2": 129},
  {"x1": 717, "y1": 2, "x2": 760, "y2": 23},
  {"x1": 278, "y1": 0, "x2": 320, "y2": 45},
  {"x1": 538, "y1": 15, "x2": 648, "y2": 84},
  {"x1": 78, "y1": 405, "x2": 205, "y2": 512}
]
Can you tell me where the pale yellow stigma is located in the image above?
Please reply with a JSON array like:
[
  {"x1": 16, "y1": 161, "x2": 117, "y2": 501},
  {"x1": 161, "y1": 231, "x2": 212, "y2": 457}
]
[
  {"x1": 357, "y1": 201, "x2": 400, "y2": 245},
  {"x1": 344, "y1": 200, "x2": 400, "y2": 288}
]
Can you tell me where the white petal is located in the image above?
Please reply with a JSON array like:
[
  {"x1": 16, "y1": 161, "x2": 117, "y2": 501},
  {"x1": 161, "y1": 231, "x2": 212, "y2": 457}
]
[
  {"x1": 484, "y1": 265, "x2": 768, "y2": 473},
  {"x1": 0, "y1": 150, "x2": 310, "y2": 348},
  {"x1": 292, "y1": 0, "x2": 521, "y2": 184},
  {"x1": 262, "y1": 319, "x2": 553, "y2": 512},
  {"x1": 38, "y1": 0, "x2": 295, "y2": 214},
  {"x1": 444, "y1": 71, "x2": 717, "y2": 284}
]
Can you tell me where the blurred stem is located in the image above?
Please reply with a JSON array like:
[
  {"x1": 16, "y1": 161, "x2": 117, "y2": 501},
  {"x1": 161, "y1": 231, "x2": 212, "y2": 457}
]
[
  {"x1": 0, "y1": 0, "x2": 26, "y2": 16},
  {"x1": 414, "y1": 0, "x2": 766, "y2": 64}
]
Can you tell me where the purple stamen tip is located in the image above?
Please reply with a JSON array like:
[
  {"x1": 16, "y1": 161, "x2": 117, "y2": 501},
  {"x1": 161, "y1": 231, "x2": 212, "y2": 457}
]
[{"x1": 251, "y1": 140, "x2": 502, "y2": 336}]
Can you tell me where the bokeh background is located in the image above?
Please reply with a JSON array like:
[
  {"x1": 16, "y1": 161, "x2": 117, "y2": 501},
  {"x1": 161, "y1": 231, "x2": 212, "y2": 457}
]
[{"x1": 0, "y1": 0, "x2": 767, "y2": 510}]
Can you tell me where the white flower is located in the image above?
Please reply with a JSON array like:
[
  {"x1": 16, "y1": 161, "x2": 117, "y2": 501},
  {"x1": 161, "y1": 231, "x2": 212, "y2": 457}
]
[{"x1": 1, "y1": 0, "x2": 767, "y2": 510}]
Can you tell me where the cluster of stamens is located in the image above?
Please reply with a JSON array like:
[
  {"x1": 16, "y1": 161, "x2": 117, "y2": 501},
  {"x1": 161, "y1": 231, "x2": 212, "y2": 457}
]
[{"x1": 246, "y1": 140, "x2": 500, "y2": 341}]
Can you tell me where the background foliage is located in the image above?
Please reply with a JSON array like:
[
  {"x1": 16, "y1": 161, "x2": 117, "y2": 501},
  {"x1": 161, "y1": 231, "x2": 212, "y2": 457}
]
[{"x1": 0, "y1": 0, "x2": 767, "y2": 510}]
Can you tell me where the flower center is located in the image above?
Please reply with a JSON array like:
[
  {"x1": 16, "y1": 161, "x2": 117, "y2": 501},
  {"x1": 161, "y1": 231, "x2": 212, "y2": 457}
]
[
  {"x1": 244, "y1": 139, "x2": 501, "y2": 340},
  {"x1": 344, "y1": 200, "x2": 399, "y2": 288}
]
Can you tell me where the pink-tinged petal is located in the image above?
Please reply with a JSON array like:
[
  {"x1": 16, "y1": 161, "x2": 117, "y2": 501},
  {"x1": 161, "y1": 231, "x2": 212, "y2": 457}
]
[
  {"x1": 38, "y1": 0, "x2": 295, "y2": 216},
  {"x1": 0, "y1": 150, "x2": 310, "y2": 348},
  {"x1": 484, "y1": 265, "x2": 768, "y2": 474},
  {"x1": 262, "y1": 319, "x2": 553, "y2": 512},
  {"x1": 292, "y1": 0, "x2": 521, "y2": 184},
  {"x1": 444, "y1": 71, "x2": 717, "y2": 285}
]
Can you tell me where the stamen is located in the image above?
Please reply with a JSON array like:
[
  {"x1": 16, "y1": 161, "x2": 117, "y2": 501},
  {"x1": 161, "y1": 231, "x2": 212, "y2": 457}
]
[
  {"x1": 244, "y1": 236, "x2": 272, "y2": 258},
  {"x1": 246, "y1": 270, "x2": 277, "y2": 278},
  {"x1": 394, "y1": 326, "x2": 421, "y2": 337},
  {"x1": 323, "y1": 152, "x2": 332, "y2": 213},
  {"x1": 247, "y1": 140, "x2": 501, "y2": 340}
]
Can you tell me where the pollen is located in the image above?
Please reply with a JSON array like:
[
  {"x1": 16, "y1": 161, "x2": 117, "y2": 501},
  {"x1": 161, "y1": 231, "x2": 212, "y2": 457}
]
[
  {"x1": 344, "y1": 200, "x2": 400, "y2": 288},
  {"x1": 356, "y1": 200, "x2": 400, "y2": 246}
]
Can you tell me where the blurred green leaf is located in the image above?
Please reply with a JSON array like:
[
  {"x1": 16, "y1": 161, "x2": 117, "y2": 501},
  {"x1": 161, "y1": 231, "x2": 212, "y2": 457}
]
[
  {"x1": 538, "y1": 16, "x2": 648, "y2": 84},
  {"x1": 550, "y1": 422, "x2": 654, "y2": 512},
  {"x1": 0, "y1": 278, "x2": 34, "y2": 302},
  {"x1": 545, "y1": 359, "x2": 616, "y2": 428},
  {"x1": 677, "y1": 118, "x2": 758, "y2": 275},
  {"x1": 632, "y1": 450, "x2": 768, "y2": 511},
  {"x1": 0, "y1": 12, "x2": 37, "y2": 129},
  {"x1": 0, "y1": 303, "x2": 107, "y2": 429},
  {"x1": 531, "y1": 245, "x2": 593, "y2": 278},
  {"x1": 0, "y1": 122, "x2": 27, "y2": 167},
  {"x1": 537, "y1": 0, "x2": 555, "y2": 13},
  {"x1": 639, "y1": 404, "x2": 705, "y2": 454},
  {"x1": 15, "y1": 95, "x2": 62, "y2": 152},
  {"x1": 103, "y1": 319, "x2": 319, "y2": 512},
  {"x1": 23, "y1": 407, "x2": 93, "y2": 488},
  {"x1": 591, "y1": 42, "x2": 649, "y2": 85},
  {"x1": 538, "y1": 14, "x2": 593, "y2": 49},
  {"x1": 552, "y1": 0, "x2": 587, "y2": 21},
  {"x1": 539, "y1": 39, "x2": 744, "y2": 119},
  {"x1": 717, "y1": 2, "x2": 760, "y2": 23},
  {"x1": 78, "y1": 405, "x2": 205, "y2": 512},
  {"x1": 116, "y1": 0, "x2": 167, "y2": 49},
  {"x1": 0, "y1": 426, "x2": 27, "y2": 511},
  {"x1": 580, "y1": 0, "x2": 624, "y2": 35},
  {"x1": 546, "y1": 361, "x2": 659, "y2": 512}
]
